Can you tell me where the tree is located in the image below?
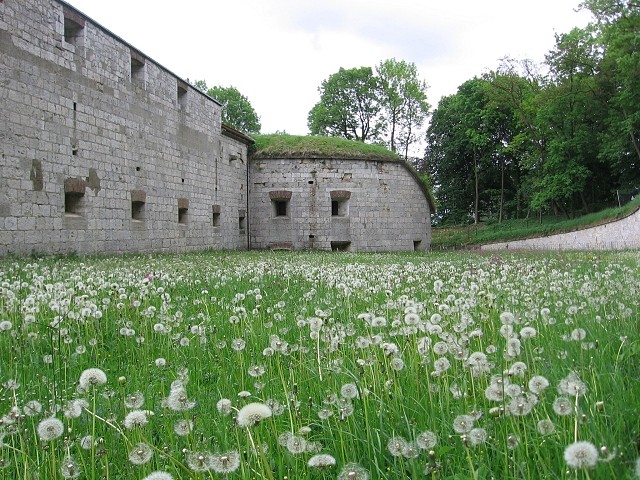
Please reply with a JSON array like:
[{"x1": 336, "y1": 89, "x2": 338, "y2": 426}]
[
  {"x1": 533, "y1": 27, "x2": 609, "y2": 215},
  {"x1": 376, "y1": 59, "x2": 430, "y2": 159},
  {"x1": 308, "y1": 67, "x2": 382, "y2": 142},
  {"x1": 581, "y1": 0, "x2": 640, "y2": 189},
  {"x1": 192, "y1": 80, "x2": 261, "y2": 134}
]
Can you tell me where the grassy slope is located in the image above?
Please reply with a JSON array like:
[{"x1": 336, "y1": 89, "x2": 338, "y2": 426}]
[
  {"x1": 252, "y1": 133, "x2": 400, "y2": 160},
  {"x1": 432, "y1": 196, "x2": 640, "y2": 250}
]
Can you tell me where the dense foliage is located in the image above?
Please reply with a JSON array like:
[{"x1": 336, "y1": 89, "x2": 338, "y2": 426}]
[
  {"x1": 308, "y1": 59, "x2": 430, "y2": 159},
  {"x1": 192, "y1": 80, "x2": 261, "y2": 134},
  {"x1": 425, "y1": 0, "x2": 640, "y2": 225}
]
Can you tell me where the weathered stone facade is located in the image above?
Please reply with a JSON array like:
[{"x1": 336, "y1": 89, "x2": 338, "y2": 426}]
[
  {"x1": 249, "y1": 157, "x2": 432, "y2": 251},
  {"x1": 0, "y1": 0, "x2": 432, "y2": 255},
  {"x1": 0, "y1": 0, "x2": 251, "y2": 255}
]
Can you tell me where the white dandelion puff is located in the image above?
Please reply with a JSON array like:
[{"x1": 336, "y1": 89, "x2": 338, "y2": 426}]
[
  {"x1": 216, "y1": 398, "x2": 232, "y2": 415},
  {"x1": 142, "y1": 472, "x2": 174, "y2": 480},
  {"x1": 78, "y1": 368, "x2": 107, "y2": 389},
  {"x1": 387, "y1": 436, "x2": 408, "y2": 457},
  {"x1": 128, "y1": 442, "x2": 153, "y2": 465},
  {"x1": 416, "y1": 431, "x2": 437, "y2": 450},
  {"x1": 37, "y1": 417, "x2": 64, "y2": 441},
  {"x1": 237, "y1": 402, "x2": 272, "y2": 427},
  {"x1": 308, "y1": 453, "x2": 336, "y2": 469},
  {"x1": 564, "y1": 441, "x2": 599, "y2": 469},
  {"x1": 209, "y1": 451, "x2": 241, "y2": 474}
]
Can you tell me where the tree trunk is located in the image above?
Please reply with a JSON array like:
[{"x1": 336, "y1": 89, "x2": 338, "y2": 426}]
[
  {"x1": 474, "y1": 147, "x2": 480, "y2": 225},
  {"x1": 499, "y1": 158, "x2": 505, "y2": 223}
]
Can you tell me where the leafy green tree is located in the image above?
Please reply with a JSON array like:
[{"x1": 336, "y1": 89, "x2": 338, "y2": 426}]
[
  {"x1": 484, "y1": 61, "x2": 545, "y2": 220},
  {"x1": 207, "y1": 85, "x2": 261, "y2": 134},
  {"x1": 426, "y1": 79, "x2": 499, "y2": 224},
  {"x1": 581, "y1": 0, "x2": 640, "y2": 190},
  {"x1": 533, "y1": 27, "x2": 610, "y2": 215},
  {"x1": 308, "y1": 67, "x2": 382, "y2": 142},
  {"x1": 376, "y1": 59, "x2": 430, "y2": 159},
  {"x1": 192, "y1": 80, "x2": 261, "y2": 134}
]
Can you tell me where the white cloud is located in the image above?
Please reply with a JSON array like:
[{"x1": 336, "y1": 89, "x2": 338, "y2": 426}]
[{"x1": 67, "y1": 0, "x2": 592, "y2": 136}]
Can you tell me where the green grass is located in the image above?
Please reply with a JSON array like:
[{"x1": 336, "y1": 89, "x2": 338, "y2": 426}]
[
  {"x1": 252, "y1": 133, "x2": 401, "y2": 160},
  {"x1": 432, "y1": 196, "x2": 640, "y2": 250},
  {"x1": 0, "y1": 250, "x2": 639, "y2": 479}
]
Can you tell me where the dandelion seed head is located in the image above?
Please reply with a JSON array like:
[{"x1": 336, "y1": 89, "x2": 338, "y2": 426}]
[
  {"x1": 340, "y1": 383, "x2": 359, "y2": 399},
  {"x1": 78, "y1": 368, "x2": 107, "y2": 389},
  {"x1": 537, "y1": 419, "x2": 556, "y2": 435},
  {"x1": 123, "y1": 409, "x2": 150, "y2": 429},
  {"x1": 337, "y1": 462, "x2": 369, "y2": 480},
  {"x1": 564, "y1": 441, "x2": 599, "y2": 469},
  {"x1": 142, "y1": 472, "x2": 174, "y2": 480},
  {"x1": 128, "y1": 442, "x2": 153, "y2": 465},
  {"x1": 286, "y1": 435, "x2": 307, "y2": 454},
  {"x1": 186, "y1": 451, "x2": 212, "y2": 472},
  {"x1": 452, "y1": 414, "x2": 474, "y2": 434},
  {"x1": 236, "y1": 402, "x2": 272, "y2": 427},
  {"x1": 216, "y1": 398, "x2": 232, "y2": 415},
  {"x1": 24, "y1": 400, "x2": 42, "y2": 416},
  {"x1": 416, "y1": 431, "x2": 437, "y2": 449},
  {"x1": 528, "y1": 375, "x2": 550, "y2": 394},
  {"x1": 387, "y1": 436, "x2": 408, "y2": 457},
  {"x1": 60, "y1": 455, "x2": 81, "y2": 479},
  {"x1": 209, "y1": 450, "x2": 241, "y2": 474},
  {"x1": 79, "y1": 435, "x2": 95, "y2": 449},
  {"x1": 37, "y1": 417, "x2": 64, "y2": 441},
  {"x1": 308, "y1": 453, "x2": 336, "y2": 468},
  {"x1": 124, "y1": 391, "x2": 144, "y2": 409},
  {"x1": 553, "y1": 396, "x2": 574, "y2": 416},
  {"x1": 174, "y1": 419, "x2": 193, "y2": 436}
]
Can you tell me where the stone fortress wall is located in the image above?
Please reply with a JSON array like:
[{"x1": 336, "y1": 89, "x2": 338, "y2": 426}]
[
  {"x1": 0, "y1": 0, "x2": 251, "y2": 255},
  {"x1": 481, "y1": 207, "x2": 640, "y2": 251},
  {"x1": 0, "y1": 0, "x2": 433, "y2": 255},
  {"x1": 249, "y1": 157, "x2": 432, "y2": 251}
]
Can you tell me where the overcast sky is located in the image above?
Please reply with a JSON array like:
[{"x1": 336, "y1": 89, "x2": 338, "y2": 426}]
[{"x1": 66, "y1": 0, "x2": 592, "y2": 135}]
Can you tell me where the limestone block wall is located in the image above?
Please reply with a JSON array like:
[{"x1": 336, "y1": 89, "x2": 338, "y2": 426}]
[
  {"x1": 0, "y1": 0, "x2": 249, "y2": 255},
  {"x1": 249, "y1": 157, "x2": 432, "y2": 251},
  {"x1": 481, "y1": 208, "x2": 640, "y2": 251}
]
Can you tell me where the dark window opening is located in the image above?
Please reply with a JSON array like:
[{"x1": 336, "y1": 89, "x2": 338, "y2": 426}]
[
  {"x1": 413, "y1": 240, "x2": 422, "y2": 251},
  {"x1": 64, "y1": 192, "x2": 84, "y2": 216},
  {"x1": 178, "y1": 207, "x2": 188, "y2": 225},
  {"x1": 177, "y1": 80, "x2": 188, "y2": 109},
  {"x1": 331, "y1": 241, "x2": 351, "y2": 252},
  {"x1": 132, "y1": 201, "x2": 145, "y2": 221},
  {"x1": 63, "y1": 9, "x2": 85, "y2": 46},
  {"x1": 308, "y1": 180, "x2": 314, "y2": 184},
  {"x1": 130, "y1": 50, "x2": 146, "y2": 86},
  {"x1": 212, "y1": 205, "x2": 221, "y2": 227},
  {"x1": 274, "y1": 200, "x2": 288, "y2": 217},
  {"x1": 331, "y1": 199, "x2": 349, "y2": 217},
  {"x1": 239, "y1": 213, "x2": 246, "y2": 233}
]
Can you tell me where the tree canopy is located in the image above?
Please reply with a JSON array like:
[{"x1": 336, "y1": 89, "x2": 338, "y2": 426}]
[
  {"x1": 192, "y1": 80, "x2": 261, "y2": 134},
  {"x1": 308, "y1": 59, "x2": 430, "y2": 159},
  {"x1": 425, "y1": 0, "x2": 640, "y2": 225}
]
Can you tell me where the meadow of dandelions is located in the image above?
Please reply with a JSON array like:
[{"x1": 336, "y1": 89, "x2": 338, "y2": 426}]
[{"x1": 0, "y1": 250, "x2": 639, "y2": 479}]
